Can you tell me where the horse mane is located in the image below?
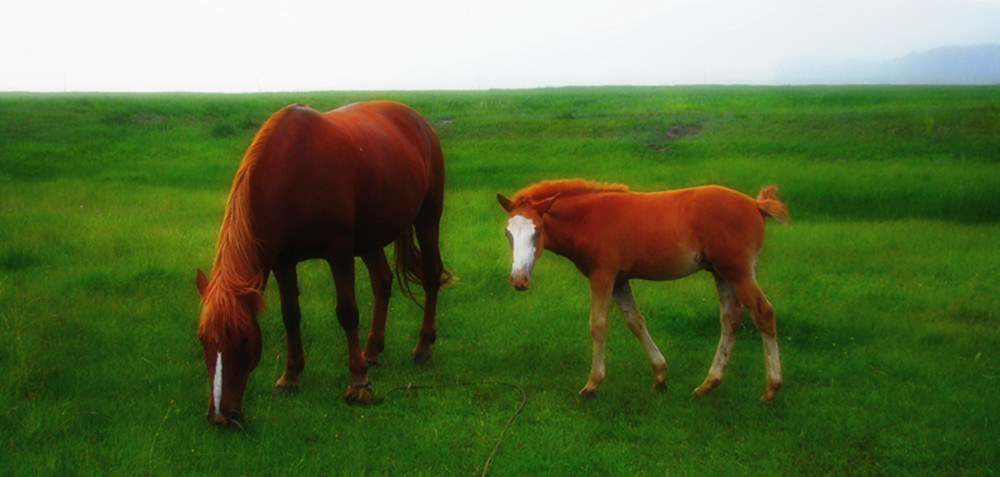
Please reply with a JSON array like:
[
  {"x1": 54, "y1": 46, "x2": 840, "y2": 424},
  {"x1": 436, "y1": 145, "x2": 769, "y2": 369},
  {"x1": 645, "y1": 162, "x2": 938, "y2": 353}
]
[
  {"x1": 511, "y1": 179, "x2": 629, "y2": 208},
  {"x1": 198, "y1": 105, "x2": 300, "y2": 343}
]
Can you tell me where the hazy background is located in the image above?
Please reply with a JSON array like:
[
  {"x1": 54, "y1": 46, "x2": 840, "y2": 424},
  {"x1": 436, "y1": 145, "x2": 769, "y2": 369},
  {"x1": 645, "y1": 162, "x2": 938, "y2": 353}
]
[{"x1": 2, "y1": 0, "x2": 999, "y2": 92}]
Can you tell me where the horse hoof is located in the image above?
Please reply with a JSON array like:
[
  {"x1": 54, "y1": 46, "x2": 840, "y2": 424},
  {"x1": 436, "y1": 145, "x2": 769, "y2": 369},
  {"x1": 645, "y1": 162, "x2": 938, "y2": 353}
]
[
  {"x1": 272, "y1": 384, "x2": 298, "y2": 396},
  {"x1": 412, "y1": 349, "x2": 432, "y2": 365},
  {"x1": 344, "y1": 384, "x2": 373, "y2": 404},
  {"x1": 577, "y1": 388, "x2": 597, "y2": 399},
  {"x1": 365, "y1": 355, "x2": 379, "y2": 368},
  {"x1": 653, "y1": 380, "x2": 667, "y2": 393}
]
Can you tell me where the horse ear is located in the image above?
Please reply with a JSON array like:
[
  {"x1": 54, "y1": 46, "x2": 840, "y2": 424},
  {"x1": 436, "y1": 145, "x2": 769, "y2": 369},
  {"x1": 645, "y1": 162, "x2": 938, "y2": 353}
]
[
  {"x1": 534, "y1": 194, "x2": 559, "y2": 215},
  {"x1": 497, "y1": 194, "x2": 514, "y2": 212},
  {"x1": 196, "y1": 269, "x2": 208, "y2": 297}
]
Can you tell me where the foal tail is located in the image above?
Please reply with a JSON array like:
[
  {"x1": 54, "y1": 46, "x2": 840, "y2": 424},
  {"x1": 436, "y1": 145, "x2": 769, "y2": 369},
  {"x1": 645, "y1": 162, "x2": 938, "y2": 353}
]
[
  {"x1": 756, "y1": 185, "x2": 789, "y2": 225},
  {"x1": 394, "y1": 228, "x2": 453, "y2": 307}
]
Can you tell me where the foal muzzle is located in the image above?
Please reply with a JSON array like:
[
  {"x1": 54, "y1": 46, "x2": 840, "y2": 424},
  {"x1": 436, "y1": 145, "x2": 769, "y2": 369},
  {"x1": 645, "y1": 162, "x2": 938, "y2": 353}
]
[{"x1": 510, "y1": 271, "x2": 531, "y2": 291}]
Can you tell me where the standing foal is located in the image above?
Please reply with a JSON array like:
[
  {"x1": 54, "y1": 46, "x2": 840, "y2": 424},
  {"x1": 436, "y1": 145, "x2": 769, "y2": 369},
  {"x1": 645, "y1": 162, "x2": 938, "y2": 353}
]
[{"x1": 499, "y1": 179, "x2": 787, "y2": 401}]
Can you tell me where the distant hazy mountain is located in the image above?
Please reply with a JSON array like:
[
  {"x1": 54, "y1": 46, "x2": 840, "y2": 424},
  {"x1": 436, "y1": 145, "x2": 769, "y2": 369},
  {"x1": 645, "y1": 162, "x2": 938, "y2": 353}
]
[{"x1": 777, "y1": 44, "x2": 1000, "y2": 85}]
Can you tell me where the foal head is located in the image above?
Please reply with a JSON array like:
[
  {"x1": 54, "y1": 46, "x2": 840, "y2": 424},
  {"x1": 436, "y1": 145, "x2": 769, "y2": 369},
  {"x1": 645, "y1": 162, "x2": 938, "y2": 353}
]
[
  {"x1": 196, "y1": 269, "x2": 263, "y2": 429},
  {"x1": 497, "y1": 194, "x2": 557, "y2": 291}
]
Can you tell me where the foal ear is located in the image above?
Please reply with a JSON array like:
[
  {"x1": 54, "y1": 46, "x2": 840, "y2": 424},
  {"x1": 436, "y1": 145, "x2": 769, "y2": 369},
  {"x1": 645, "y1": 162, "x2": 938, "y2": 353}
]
[
  {"x1": 534, "y1": 194, "x2": 559, "y2": 215},
  {"x1": 497, "y1": 194, "x2": 514, "y2": 212},
  {"x1": 196, "y1": 269, "x2": 208, "y2": 297}
]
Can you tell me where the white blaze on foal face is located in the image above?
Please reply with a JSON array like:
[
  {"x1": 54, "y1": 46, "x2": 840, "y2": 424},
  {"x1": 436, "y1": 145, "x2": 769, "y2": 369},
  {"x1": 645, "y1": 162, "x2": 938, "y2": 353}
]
[{"x1": 506, "y1": 214, "x2": 539, "y2": 288}]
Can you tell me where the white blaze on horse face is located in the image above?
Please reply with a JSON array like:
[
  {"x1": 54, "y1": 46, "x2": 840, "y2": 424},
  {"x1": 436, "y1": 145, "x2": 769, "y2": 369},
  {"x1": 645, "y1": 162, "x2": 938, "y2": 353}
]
[
  {"x1": 506, "y1": 215, "x2": 537, "y2": 279},
  {"x1": 212, "y1": 351, "x2": 222, "y2": 414}
]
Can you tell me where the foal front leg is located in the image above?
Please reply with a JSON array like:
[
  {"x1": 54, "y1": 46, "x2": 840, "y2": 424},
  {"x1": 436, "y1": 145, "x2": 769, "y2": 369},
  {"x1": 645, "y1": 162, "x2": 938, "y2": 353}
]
[
  {"x1": 579, "y1": 273, "x2": 615, "y2": 398},
  {"x1": 613, "y1": 281, "x2": 667, "y2": 392}
]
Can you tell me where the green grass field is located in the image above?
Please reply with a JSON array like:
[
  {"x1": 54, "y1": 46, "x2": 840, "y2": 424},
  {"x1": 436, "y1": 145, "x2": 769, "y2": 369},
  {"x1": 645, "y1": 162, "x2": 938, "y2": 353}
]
[{"x1": 2, "y1": 86, "x2": 999, "y2": 476}]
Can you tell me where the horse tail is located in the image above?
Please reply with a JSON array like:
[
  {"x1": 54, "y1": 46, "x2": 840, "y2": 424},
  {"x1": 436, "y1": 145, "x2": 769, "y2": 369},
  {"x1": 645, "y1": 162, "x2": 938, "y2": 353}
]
[
  {"x1": 393, "y1": 227, "x2": 452, "y2": 307},
  {"x1": 756, "y1": 185, "x2": 789, "y2": 224}
]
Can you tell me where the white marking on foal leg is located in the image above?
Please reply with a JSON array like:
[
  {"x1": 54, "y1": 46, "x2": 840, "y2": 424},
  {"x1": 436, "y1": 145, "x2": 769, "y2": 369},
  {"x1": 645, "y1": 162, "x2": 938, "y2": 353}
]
[
  {"x1": 581, "y1": 278, "x2": 613, "y2": 397},
  {"x1": 694, "y1": 279, "x2": 742, "y2": 397},
  {"x1": 212, "y1": 351, "x2": 222, "y2": 414},
  {"x1": 761, "y1": 333, "x2": 782, "y2": 401}
]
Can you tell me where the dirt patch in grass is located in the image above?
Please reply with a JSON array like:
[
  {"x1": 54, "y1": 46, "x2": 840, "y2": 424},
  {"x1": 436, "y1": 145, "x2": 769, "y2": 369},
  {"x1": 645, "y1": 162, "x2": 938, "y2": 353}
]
[{"x1": 642, "y1": 122, "x2": 703, "y2": 153}]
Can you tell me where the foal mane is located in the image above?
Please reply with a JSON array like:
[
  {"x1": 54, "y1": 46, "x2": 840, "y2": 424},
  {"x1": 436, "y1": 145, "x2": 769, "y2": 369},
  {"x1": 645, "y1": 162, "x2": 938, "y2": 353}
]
[
  {"x1": 197, "y1": 105, "x2": 300, "y2": 343},
  {"x1": 511, "y1": 179, "x2": 629, "y2": 208}
]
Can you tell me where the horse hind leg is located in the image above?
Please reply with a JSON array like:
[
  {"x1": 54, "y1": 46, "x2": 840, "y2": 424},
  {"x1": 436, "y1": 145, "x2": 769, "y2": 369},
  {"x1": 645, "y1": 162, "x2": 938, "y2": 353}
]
[
  {"x1": 692, "y1": 273, "x2": 744, "y2": 398},
  {"x1": 612, "y1": 281, "x2": 667, "y2": 392},
  {"x1": 410, "y1": 208, "x2": 446, "y2": 364},
  {"x1": 362, "y1": 251, "x2": 392, "y2": 367},
  {"x1": 273, "y1": 264, "x2": 304, "y2": 394}
]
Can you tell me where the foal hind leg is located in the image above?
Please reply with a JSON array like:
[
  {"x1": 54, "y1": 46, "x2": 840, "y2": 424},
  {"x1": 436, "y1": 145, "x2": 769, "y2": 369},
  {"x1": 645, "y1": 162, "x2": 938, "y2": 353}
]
[
  {"x1": 731, "y1": 276, "x2": 782, "y2": 401},
  {"x1": 612, "y1": 281, "x2": 667, "y2": 392},
  {"x1": 411, "y1": 210, "x2": 445, "y2": 364},
  {"x1": 361, "y1": 250, "x2": 392, "y2": 367},
  {"x1": 692, "y1": 273, "x2": 744, "y2": 397},
  {"x1": 274, "y1": 264, "x2": 304, "y2": 394}
]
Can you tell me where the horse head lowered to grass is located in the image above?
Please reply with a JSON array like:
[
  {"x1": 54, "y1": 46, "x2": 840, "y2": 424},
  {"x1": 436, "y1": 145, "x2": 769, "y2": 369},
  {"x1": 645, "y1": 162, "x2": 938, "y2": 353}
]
[
  {"x1": 498, "y1": 179, "x2": 787, "y2": 401},
  {"x1": 196, "y1": 101, "x2": 450, "y2": 428}
]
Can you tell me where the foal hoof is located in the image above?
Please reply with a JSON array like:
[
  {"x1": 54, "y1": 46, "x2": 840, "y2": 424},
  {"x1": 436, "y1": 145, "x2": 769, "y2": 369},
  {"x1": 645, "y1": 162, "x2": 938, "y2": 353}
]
[
  {"x1": 760, "y1": 379, "x2": 782, "y2": 402},
  {"x1": 653, "y1": 380, "x2": 667, "y2": 393},
  {"x1": 760, "y1": 387, "x2": 780, "y2": 402},
  {"x1": 364, "y1": 354, "x2": 379, "y2": 368},
  {"x1": 691, "y1": 378, "x2": 721, "y2": 397},
  {"x1": 577, "y1": 388, "x2": 598, "y2": 399},
  {"x1": 344, "y1": 383, "x2": 373, "y2": 404}
]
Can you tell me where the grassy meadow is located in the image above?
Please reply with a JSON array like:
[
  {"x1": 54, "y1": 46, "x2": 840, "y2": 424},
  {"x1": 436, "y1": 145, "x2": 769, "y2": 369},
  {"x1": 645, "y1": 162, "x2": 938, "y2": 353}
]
[{"x1": 1, "y1": 86, "x2": 999, "y2": 475}]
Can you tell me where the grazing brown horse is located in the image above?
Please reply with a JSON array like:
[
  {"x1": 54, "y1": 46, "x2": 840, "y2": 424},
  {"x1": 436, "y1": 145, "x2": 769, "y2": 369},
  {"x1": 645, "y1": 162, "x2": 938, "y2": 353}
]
[
  {"x1": 498, "y1": 180, "x2": 787, "y2": 401},
  {"x1": 196, "y1": 101, "x2": 448, "y2": 427}
]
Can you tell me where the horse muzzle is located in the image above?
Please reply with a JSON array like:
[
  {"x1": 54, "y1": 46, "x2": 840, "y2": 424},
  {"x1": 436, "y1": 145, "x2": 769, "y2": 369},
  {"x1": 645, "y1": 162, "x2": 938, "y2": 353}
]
[{"x1": 209, "y1": 408, "x2": 244, "y2": 430}]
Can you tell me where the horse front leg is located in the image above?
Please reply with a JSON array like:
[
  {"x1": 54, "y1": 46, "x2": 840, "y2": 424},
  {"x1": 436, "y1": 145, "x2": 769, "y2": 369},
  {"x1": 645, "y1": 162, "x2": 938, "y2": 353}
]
[
  {"x1": 361, "y1": 251, "x2": 392, "y2": 367},
  {"x1": 327, "y1": 253, "x2": 371, "y2": 403},
  {"x1": 579, "y1": 273, "x2": 615, "y2": 398},
  {"x1": 273, "y1": 263, "x2": 304, "y2": 394}
]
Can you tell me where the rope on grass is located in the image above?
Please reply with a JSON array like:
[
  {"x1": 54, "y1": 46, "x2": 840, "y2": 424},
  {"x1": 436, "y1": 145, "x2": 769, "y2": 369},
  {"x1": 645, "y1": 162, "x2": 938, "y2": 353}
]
[{"x1": 382, "y1": 381, "x2": 528, "y2": 477}]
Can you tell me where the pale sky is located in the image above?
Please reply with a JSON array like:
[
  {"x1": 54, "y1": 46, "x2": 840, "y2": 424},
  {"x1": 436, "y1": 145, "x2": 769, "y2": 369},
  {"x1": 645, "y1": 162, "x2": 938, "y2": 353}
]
[{"x1": 2, "y1": 0, "x2": 999, "y2": 92}]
